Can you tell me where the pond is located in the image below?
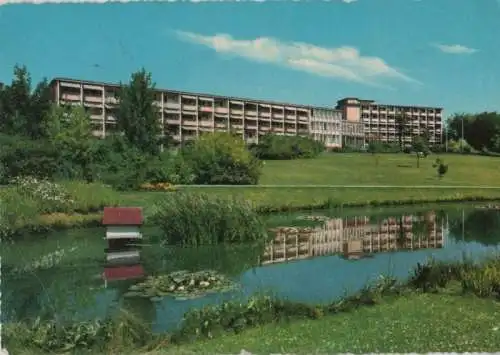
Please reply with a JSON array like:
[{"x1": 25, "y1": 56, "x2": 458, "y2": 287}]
[{"x1": 2, "y1": 202, "x2": 500, "y2": 333}]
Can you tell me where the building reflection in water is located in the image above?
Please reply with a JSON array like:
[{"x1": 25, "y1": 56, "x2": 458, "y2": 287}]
[{"x1": 263, "y1": 212, "x2": 445, "y2": 265}]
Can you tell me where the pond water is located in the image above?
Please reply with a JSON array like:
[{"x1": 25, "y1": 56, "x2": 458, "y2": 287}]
[{"x1": 2, "y1": 203, "x2": 500, "y2": 333}]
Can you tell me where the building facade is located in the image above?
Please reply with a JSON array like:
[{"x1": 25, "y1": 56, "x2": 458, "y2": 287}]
[
  {"x1": 336, "y1": 97, "x2": 443, "y2": 146},
  {"x1": 50, "y1": 78, "x2": 314, "y2": 145},
  {"x1": 49, "y1": 78, "x2": 441, "y2": 148}
]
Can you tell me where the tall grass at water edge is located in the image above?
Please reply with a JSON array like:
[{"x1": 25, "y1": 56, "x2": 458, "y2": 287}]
[{"x1": 149, "y1": 192, "x2": 268, "y2": 246}]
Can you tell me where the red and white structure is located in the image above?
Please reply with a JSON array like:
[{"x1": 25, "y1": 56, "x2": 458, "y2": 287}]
[{"x1": 102, "y1": 207, "x2": 145, "y2": 286}]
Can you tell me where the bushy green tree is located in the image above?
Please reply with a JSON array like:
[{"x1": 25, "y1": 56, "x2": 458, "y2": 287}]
[
  {"x1": 0, "y1": 134, "x2": 61, "y2": 184},
  {"x1": 183, "y1": 132, "x2": 262, "y2": 185},
  {"x1": 367, "y1": 139, "x2": 383, "y2": 166},
  {"x1": 412, "y1": 135, "x2": 429, "y2": 168},
  {"x1": 0, "y1": 65, "x2": 52, "y2": 139},
  {"x1": 253, "y1": 135, "x2": 324, "y2": 160},
  {"x1": 44, "y1": 104, "x2": 96, "y2": 181},
  {"x1": 117, "y1": 69, "x2": 161, "y2": 156}
]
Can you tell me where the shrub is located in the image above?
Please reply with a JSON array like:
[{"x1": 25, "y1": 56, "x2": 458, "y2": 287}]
[
  {"x1": 253, "y1": 134, "x2": 324, "y2": 160},
  {"x1": 9, "y1": 176, "x2": 75, "y2": 214},
  {"x1": 143, "y1": 151, "x2": 195, "y2": 185},
  {"x1": 61, "y1": 180, "x2": 120, "y2": 213},
  {"x1": 0, "y1": 135, "x2": 61, "y2": 184},
  {"x1": 3, "y1": 309, "x2": 152, "y2": 354},
  {"x1": 182, "y1": 132, "x2": 262, "y2": 185},
  {"x1": 150, "y1": 192, "x2": 268, "y2": 246},
  {"x1": 461, "y1": 258, "x2": 500, "y2": 298}
]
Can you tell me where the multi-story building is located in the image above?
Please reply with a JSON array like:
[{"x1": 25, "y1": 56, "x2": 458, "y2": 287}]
[
  {"x1": 49, "y1": 77, "x2": 369, "y2": 148},
  {"x1": 50, "y1": 78, "x2": 319, "y2": 146},
  {"x1": 336, "y1": 97, "x2": 443, "y2": 145},
  {"x1": 49, "y1": 78, "x2": 439, "y2": 148}
]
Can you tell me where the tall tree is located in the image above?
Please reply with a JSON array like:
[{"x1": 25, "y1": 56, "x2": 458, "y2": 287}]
[
  {"x1": 117, "y1": 69, "x2": 161, "y2": 155},
  {"x1": 44, "y1": 104, "x2": 95, "y2": 180},
  {"x1": 0, "y1": 65, "x2": 52, "y2": 138},
  {"x1": 395, "y1": 109, "x2": 410, "y2": 151}
]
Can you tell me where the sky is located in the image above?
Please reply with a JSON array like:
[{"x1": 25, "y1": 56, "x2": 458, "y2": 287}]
[{"x1": 0, "y1": 0, "x2": 500, "y2": 117}]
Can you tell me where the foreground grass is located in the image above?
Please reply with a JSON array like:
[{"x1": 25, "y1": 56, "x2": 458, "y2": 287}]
[
  {"x1": 258, "y1": 153, "x2": 500, "y2": 186},
  {"x1": 150, "y1": 293, "x2": 500, "y2": 354}
]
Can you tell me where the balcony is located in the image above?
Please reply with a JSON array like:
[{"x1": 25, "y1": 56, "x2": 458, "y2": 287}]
[
  {"x1": 215, "y1": 107, "x2": 228, "y2": 114},
  {"x1": 182, "y1": 104, "x2": 196, "y2": 111},
  {"x1": 61, "y1": 93, "x2": 81, "y2": 102},
  {"x1": 230, "y1": 109, "x2": 243, "y2": 115},
  {"x1": 199, "y1": 120, "x2": 214, "y2": 128},
  {"x1": 260, "y1": 112, "x2": 271, "y2": 118},
  {"x1": 245, "y1": 110, "x2": 257, "y2": 116},
  {"x1": 272, "y1": 113, "x2": 284, "y2": 119},
  {"x1": 85, "y1": 96, "x2": 102, "y2": 103},
  {"x1": 165, "y1": 102, "x2": 181, "y2": 110},
  {"x1": 183, "y1": 120, "x2": 197, "y2": 126},
  {"x1": 199, "y1": 106, "x2": 213, "y2": 113},
  {"x1": 166, "y1": 118, "x2": 181, "y2": 125}
]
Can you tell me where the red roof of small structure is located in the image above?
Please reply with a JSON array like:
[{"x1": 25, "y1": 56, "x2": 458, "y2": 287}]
[
  {"x1": 103, "y1": 265, "x2": 145, "y2": 281},
  {"x1": 102, "y1": 207, "x2": 143, "y2": 226}
]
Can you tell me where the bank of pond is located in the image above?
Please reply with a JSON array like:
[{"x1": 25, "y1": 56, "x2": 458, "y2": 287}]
[{"x1": 2, "y1": 202, "x2": 500, "y2": 353}]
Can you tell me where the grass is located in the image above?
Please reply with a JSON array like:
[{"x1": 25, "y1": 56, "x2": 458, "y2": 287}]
[
  {"x1": 149, "y1": 192, "x2": 268, "y2": 245},
  {"x1": 257, "y1": 153, "x2": 500, "y2": 186},
  {"x1": 150, "y1": 293, "x2": 500, "y2": 354}
]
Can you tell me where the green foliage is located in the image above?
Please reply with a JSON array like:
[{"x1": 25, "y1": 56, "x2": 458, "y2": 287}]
[
  {"x1": 437, "y1": 161, "x2": 448, "y2": 179},
  {"x1": 182, "y1": 132, "x2": 262, "y2": 185},
  {"x1": 174, "y1": 276, "x2": 399, "y2": 343},
  {"x1": 0, "y1": 134, "x2": 61, "y2": 184},
  {"x1": 446, "y1": 112, "x2": 500, "y2": 153},
  {"x1": 3, "y1": 309, "x2": 152, "y2": 354},
  {"x1": 461, "y1": 259, "x2": 500, "y2": 298},
  {"x1": 252, "y1": 134, "x2": 324, "y2": 160},
  {"x1": 411, "y1": 136, "x2": 430, "y2": 168},
  {"x1": 447, "y1": 138, "x2": 475, "y2": 154},
  {"x1": 117, "y1": 68, "x2": 161, "y2": 155},
  {"x1": 150, "y1": 192, "x2": 268, "y2": 246},
  {"x1": 144, "y1": 151, "x2": 195, "y2": 185},
  {"x1": 89, "y1": 135, "x2": 149, "y2": 190},
  {"x1": 0, "y1": 65, "x2": 52, "y2": 139}
]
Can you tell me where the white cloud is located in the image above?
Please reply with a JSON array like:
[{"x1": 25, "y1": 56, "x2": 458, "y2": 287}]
[
  {"x1": 176, "y1": 31, "x2": 419, "y2": 87},
  {"x1": 342, "y1": 0, "x2": 357, "y2": 3},
  {"x1": 432, "y1": 43, "x2": 478, "y2": 54}
]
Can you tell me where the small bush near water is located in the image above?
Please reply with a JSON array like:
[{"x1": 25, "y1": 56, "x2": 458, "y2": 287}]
[{"x1": 150, "y1": 192, "x2": 268, "y2": 246}]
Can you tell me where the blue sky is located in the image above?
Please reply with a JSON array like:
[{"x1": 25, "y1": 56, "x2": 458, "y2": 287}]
[{"x1": 0, "y1": 0, "x2": 499, "y2": 117}]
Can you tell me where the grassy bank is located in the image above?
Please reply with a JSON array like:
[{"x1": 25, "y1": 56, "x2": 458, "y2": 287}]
[
  {"x1": 5, "y1": 256, "x2": 500, "y2": 354},
  {"x1": 152, "y1": 293, "x2": 500, "y2": 354},
  {"x1": 3, "y1": 153, "x2": 500, "y2": 235}
]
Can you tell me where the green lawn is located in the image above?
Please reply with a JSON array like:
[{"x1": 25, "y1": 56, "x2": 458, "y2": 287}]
[
  {"x1": 116, "y1": 153, "x2": 500, "y2": 214},
  {"x1": 148, "y1": 293, "x2": 500, "y2": 354},
  {"x1": 257, "y1": 153, "x2": 500, "y2": 186}
]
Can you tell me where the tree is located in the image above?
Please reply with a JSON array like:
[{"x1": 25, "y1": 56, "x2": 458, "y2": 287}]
[
  {"x1": 367, "y1": 137, "x2": 383, "y2": 166},
  {"x1": 44, "y1": 104, "x2": 96, "y2": 181},
  {"x1": 437, "y1": 161, "x2": 448, "y2": 179},
  {"x1": 395, "y1": 110, "x2": 410, "y2": 151},
  {"x1": 117, "y1": 69, "x2": 161, "y2": 156},
  {"x1": 183, "y1": 132, "x2": 262, "y2": 185},
  {"x1": 411, "y1": 135, "x2": 429, "y2": 168},
  {"x1": 0, "y1": 65, "x2": 52, "y2": 139}
]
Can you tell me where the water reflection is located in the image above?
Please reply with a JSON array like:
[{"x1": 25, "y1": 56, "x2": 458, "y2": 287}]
[
  {"x1": 3, "y1": 204, "x2": 500, "y2": 333},
  {"x1": 264, "y1": 212, "x2": 444, "y2": 264}
]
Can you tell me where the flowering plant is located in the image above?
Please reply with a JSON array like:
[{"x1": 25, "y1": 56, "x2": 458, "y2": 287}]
[{"x1": 9, "y1": 176, "x2": 75, "y2": 213}]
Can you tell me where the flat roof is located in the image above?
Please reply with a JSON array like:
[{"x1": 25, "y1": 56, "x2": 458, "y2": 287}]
[
  {"x1": 50, "y1": 77, "x2": 332, "y2": 110},
  {"x1": 337, "y1": 97, "x2": 443, "y2": 111}
]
